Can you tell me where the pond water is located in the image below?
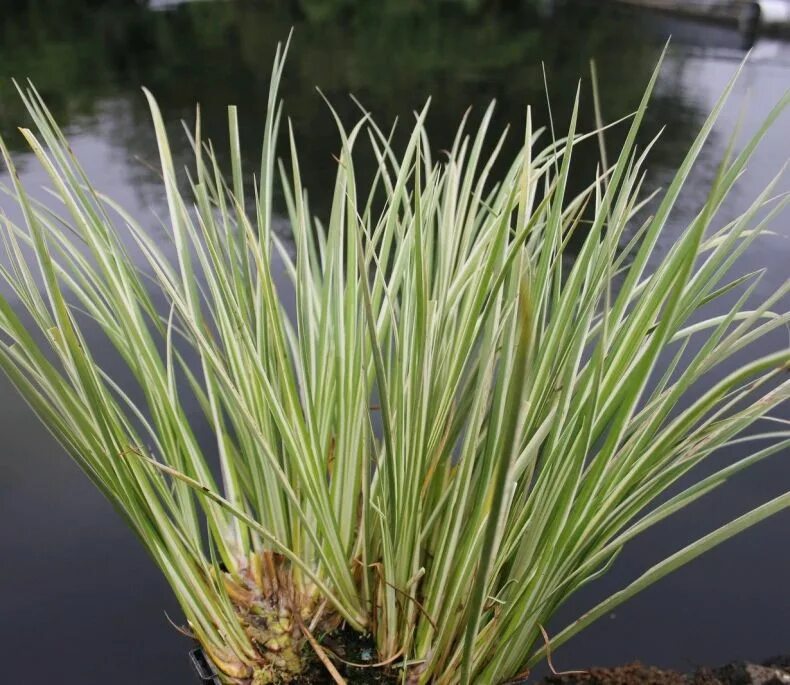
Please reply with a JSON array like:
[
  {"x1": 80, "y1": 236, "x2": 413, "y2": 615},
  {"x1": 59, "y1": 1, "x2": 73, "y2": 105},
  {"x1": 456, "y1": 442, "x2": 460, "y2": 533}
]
[{"x1": 0, "y1": 1, "x2": 788, "y2": 683}]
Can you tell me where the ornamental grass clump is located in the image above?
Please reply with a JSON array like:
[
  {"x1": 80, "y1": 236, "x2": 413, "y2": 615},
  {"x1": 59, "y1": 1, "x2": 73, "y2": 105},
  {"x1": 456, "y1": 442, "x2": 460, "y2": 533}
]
[{"x1": 1, "y1": 40, "x2": 789, "y2": 684}]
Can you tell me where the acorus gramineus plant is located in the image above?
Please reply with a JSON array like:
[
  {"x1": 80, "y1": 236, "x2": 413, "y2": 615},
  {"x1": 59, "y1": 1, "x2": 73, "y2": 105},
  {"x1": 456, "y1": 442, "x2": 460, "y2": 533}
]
[{"x1": 1, "y1": 39, "x2": 788, "y2": 684}]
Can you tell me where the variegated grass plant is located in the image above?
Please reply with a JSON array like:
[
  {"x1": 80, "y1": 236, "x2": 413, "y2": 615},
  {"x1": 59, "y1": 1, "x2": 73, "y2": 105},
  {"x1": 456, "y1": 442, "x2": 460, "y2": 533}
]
[{"x1": 1, "y1": 40, "x2": 789, "y2": 684}]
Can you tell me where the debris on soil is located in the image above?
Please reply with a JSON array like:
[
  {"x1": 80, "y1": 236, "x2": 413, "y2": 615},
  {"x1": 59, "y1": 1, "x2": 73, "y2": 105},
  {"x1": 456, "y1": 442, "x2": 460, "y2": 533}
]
[
  {"x1": 293, "y1": 626, "x2": 399, "y2": 684},
  {"x1": 195, "y1": 636, "x2": 790, "y2": 684},
  {"x1": 542, "y1": 662, "x2": 688, "y2": 684},
  {"x1": 541, "y1": 655, "x2": 790, "y2": 685},
  {"x1": 289, "y1": 651, "x2": 790, "y2": 684}
]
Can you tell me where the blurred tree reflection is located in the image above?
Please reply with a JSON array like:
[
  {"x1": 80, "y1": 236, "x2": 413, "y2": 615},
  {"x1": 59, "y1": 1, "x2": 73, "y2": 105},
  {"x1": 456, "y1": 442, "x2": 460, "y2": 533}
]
[{"x1": 0, "y1": 0, "x2": 701, "y2": 216}]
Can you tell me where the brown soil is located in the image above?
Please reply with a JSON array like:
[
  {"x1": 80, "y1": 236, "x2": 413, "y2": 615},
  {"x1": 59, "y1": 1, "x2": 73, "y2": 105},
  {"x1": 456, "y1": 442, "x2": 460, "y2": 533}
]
[
  {"x1": 201, "y1": 633, "x2": 790, "y2": 684},
  {"x1": 292, "y1": 653, "x2": 790, "y2": 684},
  {"x1": 542, "y1": 662, "x2": 719, "y2": 684},
  {"x1": 540, "y1": 656, "x2": 790, "y2": 685},
  {"x1": 291, "y1": 653, "x2": 790, "y2": 684}
]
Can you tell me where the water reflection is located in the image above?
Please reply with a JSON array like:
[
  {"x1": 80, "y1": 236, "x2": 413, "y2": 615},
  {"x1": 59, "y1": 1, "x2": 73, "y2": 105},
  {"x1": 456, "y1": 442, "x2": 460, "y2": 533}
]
[
  {"x1": 0, "y1": 2, "x2": 788, "y2": 683},
  {"x1": 0, "y1": 0, "x2": 701, "y2": 205}
]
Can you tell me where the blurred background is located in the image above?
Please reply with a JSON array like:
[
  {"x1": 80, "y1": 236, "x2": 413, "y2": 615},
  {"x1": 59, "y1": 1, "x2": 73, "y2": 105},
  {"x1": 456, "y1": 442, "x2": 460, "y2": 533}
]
[{"x1": 0, "y1": 0, "x2": 788, "y2": 682}]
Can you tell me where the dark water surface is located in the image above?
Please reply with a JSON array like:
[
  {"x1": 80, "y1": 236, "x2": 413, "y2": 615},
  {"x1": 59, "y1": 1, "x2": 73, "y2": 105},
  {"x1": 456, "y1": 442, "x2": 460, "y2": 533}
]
[{"x1": 0, "y1": 1, "x2": 788, "y2": 682}]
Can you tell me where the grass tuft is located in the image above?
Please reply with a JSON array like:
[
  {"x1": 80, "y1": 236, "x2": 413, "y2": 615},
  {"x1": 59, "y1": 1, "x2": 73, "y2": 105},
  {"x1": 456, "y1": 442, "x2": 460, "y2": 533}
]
[{"x1": 1, "y1": 41, "x2": 789, "y2": 684}]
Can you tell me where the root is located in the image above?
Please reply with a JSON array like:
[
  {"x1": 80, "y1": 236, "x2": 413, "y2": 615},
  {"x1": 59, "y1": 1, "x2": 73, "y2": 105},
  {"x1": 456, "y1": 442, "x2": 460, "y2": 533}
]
[{"x1": 295, "y1": 613, "x2": 347, "y2": 685}]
